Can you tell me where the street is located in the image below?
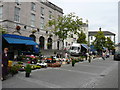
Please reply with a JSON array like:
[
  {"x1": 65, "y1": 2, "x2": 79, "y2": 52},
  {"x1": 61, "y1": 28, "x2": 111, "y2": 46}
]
[{"x1": 2, "y1": 56, "x2": 118, "y2": 88}]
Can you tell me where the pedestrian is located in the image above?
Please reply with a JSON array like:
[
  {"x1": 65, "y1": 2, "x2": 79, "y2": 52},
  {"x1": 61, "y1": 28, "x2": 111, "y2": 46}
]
[
  {"x1": 72, "y1": 59, "x2": 75, "y2": 67},
  {"x1": 86, "y1": 52, "x2": 89, "y2": 60},
  {"x1": 88, "y1": 53, "x2": 91, "y2": 63},
  {"x1": 1, "y1": 48, "x2": 9, "y2": 81},
  {"x1": 102, "y1": 51, "x2": 106, "y2": 60},
  {"x1": 65, "y1": 52, "x2": 68, "y2": 58},
  {"x1": 106, "y1": 51, "x2": 110, "y2": 58}
]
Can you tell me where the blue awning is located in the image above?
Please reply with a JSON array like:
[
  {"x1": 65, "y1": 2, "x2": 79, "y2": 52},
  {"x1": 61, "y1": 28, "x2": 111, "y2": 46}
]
[
  {"x1": 4, "y1": 37, "x2": 38, "y2": 45},
  {"x1": 81, "y1": 44, "x2": 89, "y2": 49}
]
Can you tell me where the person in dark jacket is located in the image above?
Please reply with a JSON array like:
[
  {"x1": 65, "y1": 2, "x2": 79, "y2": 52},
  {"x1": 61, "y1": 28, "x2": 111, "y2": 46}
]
[{"x1": 1, "y1": 48, "x2": 9, "y2": 81}]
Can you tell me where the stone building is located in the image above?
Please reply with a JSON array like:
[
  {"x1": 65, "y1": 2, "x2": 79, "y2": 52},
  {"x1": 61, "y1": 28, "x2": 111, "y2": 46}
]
[
  {"x1": 0, "y1": 0, "x2": 63, "y2": 50},
  {"x1": 88, "y1": 28, "x2": 116, "y2": 45}
]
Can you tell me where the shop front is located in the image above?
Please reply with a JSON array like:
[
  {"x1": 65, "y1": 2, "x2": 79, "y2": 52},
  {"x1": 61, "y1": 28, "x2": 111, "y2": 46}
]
[{"x1": 2, "y1": 34, "x2": 39, "y2": 60}]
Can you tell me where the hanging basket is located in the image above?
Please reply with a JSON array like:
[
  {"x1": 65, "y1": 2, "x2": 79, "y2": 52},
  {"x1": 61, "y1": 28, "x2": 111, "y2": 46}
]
[{"x1": 16, "y1": 26, "x2": 21, "y2": 31}]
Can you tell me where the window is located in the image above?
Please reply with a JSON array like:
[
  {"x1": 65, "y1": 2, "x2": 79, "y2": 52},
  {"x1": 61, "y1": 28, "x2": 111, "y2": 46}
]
[
  {"x1": 14, "y1": 7, "x2": 20, "y2": 22},
  {"x1": 66, "y1": 42, "x2": 68, "y2": 46},
  {"x1": 49, "y1": 11, "x2": 52, "y2": 19},
  {"x1": 40, "y1": 17, "x2": 44, "y2": 29},
  {"x1": 41, "y1": 7, "x2": 44, "y2": 16},
  {"x1": 0, "y1": 6, "x2": 2, "y2": 20},
  {"x1": 31, "y1": 2, "x2": 35, "y2": 11},
  {"x1": 31, "y1": 13, "x2": 35, "y2": 27}
]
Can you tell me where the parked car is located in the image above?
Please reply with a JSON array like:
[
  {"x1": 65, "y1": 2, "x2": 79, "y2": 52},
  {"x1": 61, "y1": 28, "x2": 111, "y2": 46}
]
[{"x1": 114, "y1": 50, "x2": 120, "y2": 60}]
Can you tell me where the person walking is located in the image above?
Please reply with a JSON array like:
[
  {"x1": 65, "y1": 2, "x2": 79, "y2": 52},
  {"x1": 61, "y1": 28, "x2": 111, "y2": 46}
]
[
  {"x1": 2, "y1": 48, "x2": 9, "y2": 81},
  {"x1": 88, "y1": 53, "x2": 91, "y2": 63},
  {"x1": 106, "y1": 51, "x2": 110, "y2": 58},
  {"x1": 102, "y1": 51, "x2": 106, "y2": 60},
  {"x1": 86, "y1": 52, "x2": 89, "y2": 60}
]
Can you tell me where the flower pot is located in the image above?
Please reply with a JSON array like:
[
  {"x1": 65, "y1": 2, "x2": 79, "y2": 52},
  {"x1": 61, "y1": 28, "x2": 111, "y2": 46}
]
[{"x1": 25, "y1": 73, "x2": 30, "y2": 77}]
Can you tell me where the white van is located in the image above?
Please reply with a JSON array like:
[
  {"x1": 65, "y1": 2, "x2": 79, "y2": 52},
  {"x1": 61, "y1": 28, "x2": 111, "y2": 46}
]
[{"x1": 68, "y1": 43, "x2": 81, "y2": 56}]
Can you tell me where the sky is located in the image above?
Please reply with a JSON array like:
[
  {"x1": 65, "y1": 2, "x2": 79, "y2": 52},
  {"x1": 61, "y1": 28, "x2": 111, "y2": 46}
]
[{"x1": 49, "y1": 0, "x2": 119, "y2": 43}]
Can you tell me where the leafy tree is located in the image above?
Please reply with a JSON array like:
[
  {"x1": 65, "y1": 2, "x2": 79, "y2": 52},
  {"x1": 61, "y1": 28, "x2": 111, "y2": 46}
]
[
  {"x1": 105, "y1": 37, "x2": 115, "y2": 51},
  {"x1": 46, "y1": 13, "x2": 84, "y2": 48},
  {"x1": 92, "y1": 31, "x2": 106, "y2": 54},
  {"x1": 77, "y1": 31, "x2": 87, "y2": 44}
]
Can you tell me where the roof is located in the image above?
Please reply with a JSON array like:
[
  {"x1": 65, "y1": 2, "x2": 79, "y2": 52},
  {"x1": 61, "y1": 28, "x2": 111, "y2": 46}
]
[
  {"x1": 88, "y1": 31, "x2": 116, "y2": 36},
  {"x1": 41, "y1": 1, "x2": 63, "y2": 14}
]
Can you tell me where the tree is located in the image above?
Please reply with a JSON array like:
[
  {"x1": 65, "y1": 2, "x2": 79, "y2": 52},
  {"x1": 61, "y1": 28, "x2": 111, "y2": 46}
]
[
  {"x1": 105, "y1": 37, "x2": 115, "y2": 51},
  {"x1": 77, "y1": 31, "x2": 87, "y2": 44},
  {"x1": 92, "y1": 31, "x2": 106, "y2": 55},
  {"x1": 46, "y1": 13, "x2": 84, "y2": 48}
]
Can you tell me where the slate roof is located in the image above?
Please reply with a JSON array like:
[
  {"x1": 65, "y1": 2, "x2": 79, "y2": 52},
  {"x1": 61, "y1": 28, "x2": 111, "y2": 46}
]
[{"x1": 88, "y1": 31, "x2": 116, "y2": 36}]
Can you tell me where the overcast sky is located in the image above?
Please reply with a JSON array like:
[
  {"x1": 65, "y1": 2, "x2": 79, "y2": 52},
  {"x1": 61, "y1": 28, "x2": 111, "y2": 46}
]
[{"x1": 49, "y1": 0, "x2": 119, "y2": 43}]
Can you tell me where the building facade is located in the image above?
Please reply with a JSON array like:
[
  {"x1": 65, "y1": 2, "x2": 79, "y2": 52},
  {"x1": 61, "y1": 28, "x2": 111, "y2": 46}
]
[
  {"x1": 88, "y1": 30, "x2": 116, "y2": 45},
  {"x1": 0, "y1": 0, "x2": 63, "y2": 50},
  {"x1": 64, "y1": 23, "x2": 88, "y2": 48}
]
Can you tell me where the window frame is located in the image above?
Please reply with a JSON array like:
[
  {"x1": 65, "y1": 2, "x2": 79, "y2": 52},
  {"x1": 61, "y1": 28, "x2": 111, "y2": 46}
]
[
  {"x1": 41, "y1": 7, "x2": 44, "y2": 16},
  {"x1": 40, "y1": 17, "x2": 44, "y2": 29},
  {"x1": 31, "y1": 13, "x2": 35, "y2": 27},
  {"x1": 14, "y1": 7, "x2": 20, "y2": 22},
  {"x1": 31, "y1": 2, "x2": 36, "y2": 11},
  {"x1": 49, "y1": 11, "x2": 52, "y2": 19}
]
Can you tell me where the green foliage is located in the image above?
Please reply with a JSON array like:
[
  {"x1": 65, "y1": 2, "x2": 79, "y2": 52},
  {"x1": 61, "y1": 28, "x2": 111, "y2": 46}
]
[
  {"x1": 17, "y1": 61, "x2": 23, "y2": 64},
  {"x1": 72, "y1": 59, "x2": 75, "y2": 64},
  {"x1": 25, "y1": 64, "x2": 31, "y2": 73},
  {"x1": 92, "y1": 31, "x2": 106, "y2": 52},
  {"x1": 14, "y1": 64, "x2": 25, "y2": 71},
  {"x1": 77, "y1": 31, "x2": 87, "y2": 44},
  {"x1": 9, "y1": 65, "x2": 19, "y2": 76},
  {"x1": 105, "y1": 37, "x2": 115, "y2": 50},
  {"x1": 46, "y1": 13, "x2": 87, "y2": 48}
]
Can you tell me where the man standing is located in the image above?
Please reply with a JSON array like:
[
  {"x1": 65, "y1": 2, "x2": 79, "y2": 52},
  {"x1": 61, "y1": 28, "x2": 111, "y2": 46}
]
[{"x1": 2, "y1": 48, "x2": 9, "y2": 81}]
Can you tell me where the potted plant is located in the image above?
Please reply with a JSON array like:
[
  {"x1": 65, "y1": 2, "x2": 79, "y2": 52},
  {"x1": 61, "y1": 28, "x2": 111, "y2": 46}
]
[
  {"x1": 25, "y1": 64, "x2": 31, "y2": 77},
  {"x1": 16, "y1": 25, "x2": 21, "y2": 31},
  {"x1": 9, "y1": 65, "x2": 19, "y2": 76}
]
